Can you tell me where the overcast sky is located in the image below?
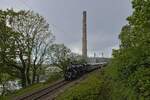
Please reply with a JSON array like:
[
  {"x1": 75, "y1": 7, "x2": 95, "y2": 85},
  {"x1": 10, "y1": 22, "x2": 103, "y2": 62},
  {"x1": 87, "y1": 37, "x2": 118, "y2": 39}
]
[{"x1": 0, "y1": 0, "x2": 132, "y2": 57}]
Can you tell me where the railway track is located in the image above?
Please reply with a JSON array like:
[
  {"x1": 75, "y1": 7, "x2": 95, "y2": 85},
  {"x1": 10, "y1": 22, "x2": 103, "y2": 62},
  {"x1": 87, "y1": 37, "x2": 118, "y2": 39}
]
[
  {"x1": 14, "y1": 80, "x2": 70, "y2": 100},
  {"x1": 14, "y1": 65, "x2": 103, "y2": 100}
]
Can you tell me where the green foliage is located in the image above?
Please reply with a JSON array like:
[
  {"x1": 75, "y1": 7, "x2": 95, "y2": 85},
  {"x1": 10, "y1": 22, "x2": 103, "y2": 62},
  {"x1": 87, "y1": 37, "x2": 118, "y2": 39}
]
[
  {"x1": 48, "y1": 44, "x2": 86, "y2": 73},
  {"x1": 70, "y1": 54, "x2": 87, "y2": 65},
  {"x1": 0, "y1": 9, "x2": 56, "y2": 95},
  {"x1": 48, "y1": 44, "x2": 72, "y2": 72},
  {"x1": 0, "y1": 9, "x2": 54, "y2": 90},
  {"x1": 45, "y1": 72, "x2": 63, "y2": 84},
  {"x1": 100, "y1": 66, "x2": 138, "y2": 100},
  {"x1": 104, "y1": 0, "x2": 150, "y2": 99},
  {"x1": 128, "y1": 67, "x2": 150, "y2": 99}
]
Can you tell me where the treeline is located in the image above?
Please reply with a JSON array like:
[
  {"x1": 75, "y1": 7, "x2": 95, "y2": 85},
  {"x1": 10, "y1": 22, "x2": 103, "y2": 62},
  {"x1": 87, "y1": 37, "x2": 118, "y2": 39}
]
[
  {"x1": 99, "y1": 0, "x2": 150, "y2": 99},
  {"x1": 0, "y1": 10, "x2": 85, "y2": 96}
]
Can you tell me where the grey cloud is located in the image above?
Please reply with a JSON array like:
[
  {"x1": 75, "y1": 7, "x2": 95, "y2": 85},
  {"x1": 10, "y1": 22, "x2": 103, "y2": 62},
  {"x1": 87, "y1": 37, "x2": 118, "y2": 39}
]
[{"x1": 0, "y1": 0, "x2": 132, "y2": 57}]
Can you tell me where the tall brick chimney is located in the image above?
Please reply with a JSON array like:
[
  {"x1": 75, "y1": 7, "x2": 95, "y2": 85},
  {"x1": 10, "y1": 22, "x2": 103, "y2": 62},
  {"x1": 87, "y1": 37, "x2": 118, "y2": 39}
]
[{"x1": 82, "y1": 11, "x2": 87, "y2": 58}]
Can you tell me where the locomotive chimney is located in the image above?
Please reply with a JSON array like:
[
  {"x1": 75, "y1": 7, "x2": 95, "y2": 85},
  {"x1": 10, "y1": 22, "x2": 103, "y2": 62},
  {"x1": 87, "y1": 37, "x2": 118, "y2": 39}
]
[{"x1": 82, "y1": 11, "x2": 87, "y2": 59}]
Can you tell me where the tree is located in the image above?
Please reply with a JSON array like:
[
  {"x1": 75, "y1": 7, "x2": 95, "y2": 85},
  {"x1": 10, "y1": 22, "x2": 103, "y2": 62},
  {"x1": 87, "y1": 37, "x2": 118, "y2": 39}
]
[
  {"x1": 110, "y1": 0, "x2": 150, "y2": 98},
  {"x1": 48, "y1": 44, "x2": 71, "y2": 72},
  {"x1": 0, "y1": 9, "x2": 19, "y2": 79},
  {"x1": 0, "y1": 10, "x2": 20, "y2": 95},
  {"x1": 48, "y1": 44, "x2": 87, "y2": 73},
  {"x1": 69, "y1": 53, "x2": 87, "y2": 64},
  {"x1": 0, "y1": 10, "x2": 54, "y2": 87}
]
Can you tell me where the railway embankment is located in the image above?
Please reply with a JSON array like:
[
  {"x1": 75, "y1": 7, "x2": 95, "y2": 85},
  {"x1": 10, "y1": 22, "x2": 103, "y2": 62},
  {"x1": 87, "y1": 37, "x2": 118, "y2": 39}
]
[
  {"x1": 55, "y1": 69, "x2": 103, "y2": 100},
  {"x1": 56, "y1": 64, "x2": 150, "y2": 100}
]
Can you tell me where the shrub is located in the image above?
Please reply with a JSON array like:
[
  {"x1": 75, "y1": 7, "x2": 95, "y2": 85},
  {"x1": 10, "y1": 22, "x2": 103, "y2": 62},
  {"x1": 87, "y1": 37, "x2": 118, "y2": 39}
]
[{"x1": 128, "y1": 67, "x2": 150, "y2": 99}]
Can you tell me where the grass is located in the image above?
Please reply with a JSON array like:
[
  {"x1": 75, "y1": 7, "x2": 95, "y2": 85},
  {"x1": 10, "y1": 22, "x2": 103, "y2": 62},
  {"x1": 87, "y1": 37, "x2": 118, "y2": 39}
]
[
  {"x1": 55, "y1": 66, "x2": 140, "y2": 100},
  {"x1": 1, "y1": 72, "x2": 63, "y2": 100},
  {"x1": 0, "y1": 83, "x2": 49, "y2": 100},
  {"x1": 56, "y1": 70, "x2": 103, "y2": 100}
]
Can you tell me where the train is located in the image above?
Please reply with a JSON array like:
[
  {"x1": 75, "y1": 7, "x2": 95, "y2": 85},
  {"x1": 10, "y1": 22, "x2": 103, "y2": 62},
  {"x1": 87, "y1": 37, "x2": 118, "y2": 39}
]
[{"x1": 64, "y1": 62, "x2": 107, "y2": 80}]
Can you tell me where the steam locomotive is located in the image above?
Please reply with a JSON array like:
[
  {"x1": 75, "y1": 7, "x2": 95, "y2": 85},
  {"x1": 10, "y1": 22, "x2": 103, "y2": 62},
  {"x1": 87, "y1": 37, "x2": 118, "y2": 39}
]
[{"x1": 64, "y1": 62, "x2": 107, "y2": 80}]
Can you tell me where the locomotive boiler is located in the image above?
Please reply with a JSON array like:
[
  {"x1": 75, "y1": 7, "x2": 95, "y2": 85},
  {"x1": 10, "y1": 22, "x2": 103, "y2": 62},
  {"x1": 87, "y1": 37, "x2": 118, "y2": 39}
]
[{"x1": 64, "y1": 62, "x2": 107, "y2": 80}]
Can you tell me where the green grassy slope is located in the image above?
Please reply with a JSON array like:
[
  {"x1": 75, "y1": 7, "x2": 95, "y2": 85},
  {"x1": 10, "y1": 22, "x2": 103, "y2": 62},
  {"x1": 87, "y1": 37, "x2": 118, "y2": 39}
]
[
  {"x1": 56, "y1": 70, "x2": 104, "y2": 100},
  {"x1": 56, "y1": 65, "x2": 149, "y2": 100}
]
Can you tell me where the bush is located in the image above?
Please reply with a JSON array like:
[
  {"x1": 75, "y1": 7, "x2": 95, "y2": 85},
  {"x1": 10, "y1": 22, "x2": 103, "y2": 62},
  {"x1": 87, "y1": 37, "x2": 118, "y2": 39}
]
[
  {"x1": 128, "y1": 67, "x2": 150, "y2": 99},
  {"x1": 45, "y1": 72, "x2": 63, "y2": 84}
]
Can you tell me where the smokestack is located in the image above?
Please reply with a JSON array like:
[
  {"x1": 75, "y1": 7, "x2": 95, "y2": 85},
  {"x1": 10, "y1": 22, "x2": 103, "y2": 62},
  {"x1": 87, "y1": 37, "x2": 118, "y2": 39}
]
[{"x1": 82, "y1": 11, "x2": 87, "y2": 58}]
